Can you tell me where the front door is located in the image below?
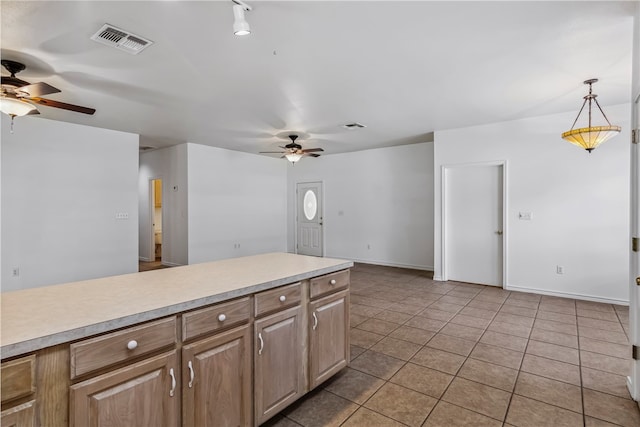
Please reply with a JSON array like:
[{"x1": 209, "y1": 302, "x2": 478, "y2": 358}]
[
  {"x1": 296, "y1": 182, "x2": 323, "y2": 257},
  {"x1": 444, "y1": 163, "x2": 504, "y2": 286}
]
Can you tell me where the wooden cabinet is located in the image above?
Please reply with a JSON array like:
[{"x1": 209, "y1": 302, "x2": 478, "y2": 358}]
[
  {"x1": 1, "y1": 355, "x2": 36, "y2": 427},
  {"x1": 1, "y1": 265, "x2": 351, "y2": 427},
  {"x1": 1, "y1": 401, "x2": 36, "y2": 427},
  {"x1": 70, "y1": 351, "x2": 179, "y2": 427},
  {"x1": 309, "y1": 289, "x2": 350, "y2": 389},
  {"x1": 182, "y1": 324, "x2": 252, "y2": 427},
  {"x1": 254, "y1": 306, "x2": 304, "y2": 426}
]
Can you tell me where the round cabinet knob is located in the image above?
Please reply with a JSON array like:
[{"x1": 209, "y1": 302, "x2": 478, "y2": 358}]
[
  {"x1": 127, "y1": 340, "x2": 138, "y2": 350},
  {"x1": 218, "y1": 314, "x2": 226, "y2": 322},
  {"x1": 279, "y1": 295, "x2": 286, "y2": 302},
  {"x1": 330, "y1": 279, "x2": 337, "y2": 285}
]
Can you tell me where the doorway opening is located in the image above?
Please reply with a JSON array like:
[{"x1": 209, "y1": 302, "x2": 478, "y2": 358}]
[
  {"x1": 139, "y1": 178, "x2": 167, "y2": 272},
  {"x1": 152, "y1": 179, "x2": 163, "y2": 261}
]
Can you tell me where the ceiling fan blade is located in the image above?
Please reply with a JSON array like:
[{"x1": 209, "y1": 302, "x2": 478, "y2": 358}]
[
  {"x1": 305, "y1": 153, "x2": 321, "y2": 158},
  {"x1": 29, "y1": 97, "x2": 95, "y2": 115},
  {"x1": 259, "y1": 151, "x2": 286, "y2": 154},
  {"x1": 17, "y1": 82, "x2": 61, "y2": 97},
  {"x1": 301, "y1": 148, "x2": 324, "y2": 153}
]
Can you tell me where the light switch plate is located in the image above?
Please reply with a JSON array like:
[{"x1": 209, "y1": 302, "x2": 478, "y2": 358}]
[{"x1": 519, "y1": 212, "x2": 533, "y2": 220}]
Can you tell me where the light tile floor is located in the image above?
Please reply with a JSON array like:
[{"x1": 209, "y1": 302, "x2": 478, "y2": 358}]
[{"x1": 264, "y1": 263, "x2": 640, "y2": 427}]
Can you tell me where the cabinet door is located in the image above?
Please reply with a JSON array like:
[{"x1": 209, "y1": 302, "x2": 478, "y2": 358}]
[
  {"x1": 182, "y1": 324, "x2": 251, "y2": 427},
  {"x1": 70, "y1": 351, "x2": 179, "y2": 427},
  {"x1": 309, "y1": 290, "x2": 349, "y2": 389},
  {"x1": 254, "y1": 306, "x2": 304, "y2": 426},
  {"x1": 0, "y1": 400, "x2": 35, "y2": 427}
]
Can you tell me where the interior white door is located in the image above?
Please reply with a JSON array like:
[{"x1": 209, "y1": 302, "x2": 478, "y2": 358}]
[
  {"x1": 445, "y1": 164, "x2": 503, "y2": 286},
  {"x1": 296, "y1": 182, "x2": 323, "y2": 257},
  {"x1": 630, "y1": 95, "x2": 639, "y2": 401}
]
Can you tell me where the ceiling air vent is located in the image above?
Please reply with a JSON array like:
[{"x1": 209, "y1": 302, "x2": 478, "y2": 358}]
[
  {"x1": 90, "y1": 24, "x2": 153, "y2": 55},
  {"x1": 343, "y1": 122, "x2": 366, "y2": 130}
]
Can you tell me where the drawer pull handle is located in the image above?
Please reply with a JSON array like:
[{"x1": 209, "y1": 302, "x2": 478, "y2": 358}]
[
  {"x1": 312, "y1": 312, "x2": 318, "y2": 330},
  {"x1": 279, "y1": 295, "x2": 286, "y2": 302},
  {"x1": 258, "y1": 332, "x2": 264, "y2": 355},
  {"x1": 169, "y1": 368, "x2": 176, "y2": 397},
  {"x1": 188, "y1": 361, "x2": 195, "y2": 388},
  {"x1": 218, "y1": 313, "x2": 226, "y2": 322},
  {"x1": 127, "y1": 340, "x2": 138, "y2": 350},
  {"x1": 330, "y1": 279, "x2": 337, "y2": 285}
]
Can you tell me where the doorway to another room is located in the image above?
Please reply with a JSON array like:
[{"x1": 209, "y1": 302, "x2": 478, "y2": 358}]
[{"x1": 140, "y1": 178, "x2": 168, "y2": 272}]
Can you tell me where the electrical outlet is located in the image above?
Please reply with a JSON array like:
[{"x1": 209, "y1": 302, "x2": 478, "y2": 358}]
[
  {"x1": 11, "y1": 267, "x2": 19, "y2": 277},
  {"x1": 556, "y1": 265, "x2": 564, "y2": 274},
  {"x1": 115, "y1": 213, "x2": 129, "y2": 220}
]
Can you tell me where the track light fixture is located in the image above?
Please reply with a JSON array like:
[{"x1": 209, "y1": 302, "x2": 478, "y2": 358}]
[{"x1": 232, "y1": 0, "x2": 252, "y2": 36}]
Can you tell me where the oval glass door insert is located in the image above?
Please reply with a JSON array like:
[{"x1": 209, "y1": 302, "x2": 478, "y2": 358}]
[{"x1": 303, "y1": 190, "x2": 317, "y2": 220}]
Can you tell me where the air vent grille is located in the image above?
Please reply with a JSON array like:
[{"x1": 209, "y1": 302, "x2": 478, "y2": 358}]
[{"x1": 91, "y1": 24, "x2": 153, "y2": 55}]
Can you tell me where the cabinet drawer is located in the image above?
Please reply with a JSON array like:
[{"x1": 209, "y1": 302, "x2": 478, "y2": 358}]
[
  {"x1": 182, "y1": 297, "x2": 251, "y2": 341},
  {"x1": 70, "y1": 316, "x2": 177, "y2": 379},
  {"x1": 310, "y1": 270, "x2": 349, "y2": 299},
  {"x1": 255, "y1": 282, "x2": 301, "y2": 317},
  {"x1": 1, "y1": 355, "x2": 36, "y2": 403}
]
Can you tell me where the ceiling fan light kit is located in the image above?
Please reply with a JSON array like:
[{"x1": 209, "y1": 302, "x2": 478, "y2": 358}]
[
  {"x1": 232, "y1": 0, "x2": 252, "y2": 36},
  {"x1": 259, "y1": 134, "x2": 325, "y2": 164},
  {"x1": 561, "y1": 78, "x2": 621, "y2": 153},
  {"x1": 0, "y1": 96, "x2": 37, "y2": 117},
  {"x1": 1, "y1": 59, "x2": 96, "y2": 132}
]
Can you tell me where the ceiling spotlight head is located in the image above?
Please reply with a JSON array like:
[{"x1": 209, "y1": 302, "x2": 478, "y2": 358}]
[{"x1": 233, "y1": 4, "x2": 251, "y2": 36}]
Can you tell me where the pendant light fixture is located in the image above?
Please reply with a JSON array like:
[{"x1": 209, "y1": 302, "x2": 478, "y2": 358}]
[
  {"x1": 232, "y1": 0, "x2": 252, "y2": 36},
  {"x1": 561, "y1": 78, "x2": 621, "y2": 153}
]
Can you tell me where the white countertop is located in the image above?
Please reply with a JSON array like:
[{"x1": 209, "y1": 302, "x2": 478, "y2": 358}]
[{"x1": 1, "y1": 253, "x2": 352, "y2": 359}]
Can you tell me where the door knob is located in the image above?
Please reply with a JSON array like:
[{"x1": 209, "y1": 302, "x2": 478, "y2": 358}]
[
  {"x1": 496, "y1": 230, "x2": 503, "y2": 235},
  {"x1": 636, "y1": 277, "x2": 640, "y2": 286}
]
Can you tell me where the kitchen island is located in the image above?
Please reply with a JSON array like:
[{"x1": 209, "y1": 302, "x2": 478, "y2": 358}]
[{"x1": 1, "y1": 252, "x2": 353, "y2": 426}]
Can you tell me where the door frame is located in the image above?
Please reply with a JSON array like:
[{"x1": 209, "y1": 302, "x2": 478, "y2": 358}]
[
  {"x1": 440, "y1": 160, "x2": 508, "y2": 287},
  {"x1": 295, "y1": 181, "x2": 325, "y2": 257},
  {"x1": 629, "y1": 93, "x2": 640, "y2": 401},
  {"x1": 147, "y1": 177, "x2": 162, "y2": 263}
]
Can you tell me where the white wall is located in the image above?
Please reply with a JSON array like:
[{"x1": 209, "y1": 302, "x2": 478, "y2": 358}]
[
  {"x1": 434, "y1": 104, "x2": 631, "y2": 303},
  {"x1": 287, "y1": 142, "x2": 434, "y2": 270},
  {"x1": 1, "y1": 115, "x2": 139, "y2": 291},
  {"x1": 139, "y1": 144, "x2": 189, "y2": 266},
  {"x1": 187, "y1": 143, "x2": 287, "y2": 264}
]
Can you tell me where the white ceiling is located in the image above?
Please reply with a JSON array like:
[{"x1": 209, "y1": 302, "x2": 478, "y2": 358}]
[{"x1": 1, "y1": 1, "x2": 635, "y2": 156}]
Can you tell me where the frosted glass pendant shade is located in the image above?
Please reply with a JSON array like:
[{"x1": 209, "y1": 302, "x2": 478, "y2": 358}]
[
  {"x1": 285, "y1": 153, "x2": 302, "y2": 163},
  {"x1": 0, "y1": 97, "x2": 36, "y2": 117}
]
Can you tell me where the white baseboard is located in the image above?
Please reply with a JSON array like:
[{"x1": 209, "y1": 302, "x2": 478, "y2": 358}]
[
  {"x1": 139, "y1": 256, "x2": 152, "y2": 262},
  {"x1": 433, "y1": 275, "x2": 444, "y2": 281},
  {"x1": 505, "y1": 284, "x2": 629, "y2": 306},
  {"x1": 348, "y1": 257, "x2": 433, "y2": 272}
]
